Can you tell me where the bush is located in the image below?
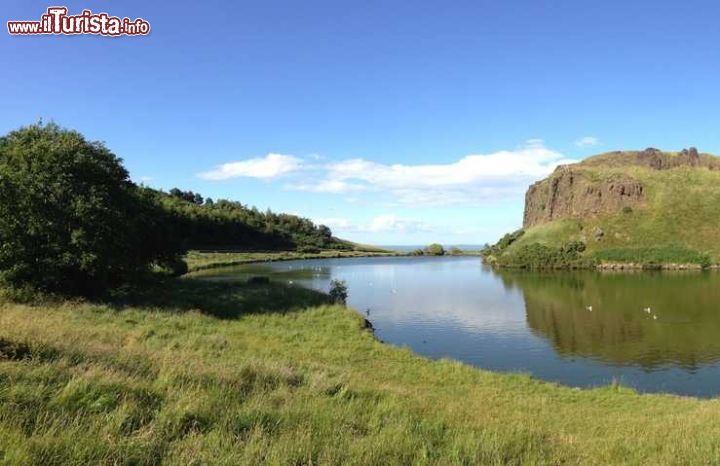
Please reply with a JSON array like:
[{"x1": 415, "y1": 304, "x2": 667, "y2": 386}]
[
  {"x1": 297, "y1": 245, "x2": 321, "y2": 254},
  {"x1": 497, "y1": 241, "x2": 592, "y2": 269},
  {"x1": 329, "y1": 279, "x2": 348, "y2": 305},
  {"x1": 0, "y1": 123, "x2": 186, "y2": 295},
  {"x1": 158, "y1": 257, "x2": 189, "y2": 277},
  {"x1": 423, "y1": 243, "x2": 445, "y2": 256},
  {"x1": 482, "y1": 229, "x2": 524, "y2": 256},
  {"x1": 448, "y1": 247, "x2": 463, "y2": 256}
]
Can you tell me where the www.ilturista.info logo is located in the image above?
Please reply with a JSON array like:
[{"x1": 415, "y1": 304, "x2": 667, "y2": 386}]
[{"x1": 7, "y1": 7, "x2": 150, "y2": 36}]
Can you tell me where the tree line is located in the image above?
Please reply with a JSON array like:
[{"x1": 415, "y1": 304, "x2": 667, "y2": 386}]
[
  {"x1": 0, "y1": 123, "x2": 346, "y2": 296},
  {"x1": 154, "y1": 188, "x2": 339, "y2": 251}
]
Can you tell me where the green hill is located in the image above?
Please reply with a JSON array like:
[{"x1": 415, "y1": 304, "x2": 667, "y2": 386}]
[
  {"x1": 148, "y1": 187, "x2": 354, "y2": 252},
  {"x1": 487, "y1": 148, "x2": 720, "y2": 268}
]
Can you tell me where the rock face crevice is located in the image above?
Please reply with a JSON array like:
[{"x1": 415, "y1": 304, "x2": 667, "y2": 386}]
[
  {"x1": 523, "y1": 148, "x2": 706, "y2": 229},
  {"x1": 523, "y1": 167, "x2": 644, "y2": 228}
]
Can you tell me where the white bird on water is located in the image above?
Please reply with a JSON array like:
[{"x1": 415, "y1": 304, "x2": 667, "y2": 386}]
[
  {"x1": 644, "y1": 307, "x2": 652, "y2": 313},
  {"x1": 586, "y1": 305, "x2": 593, "y2": 312},
  {"x1": 653, "y1": 315, "x2": 658, "y2": 320}
]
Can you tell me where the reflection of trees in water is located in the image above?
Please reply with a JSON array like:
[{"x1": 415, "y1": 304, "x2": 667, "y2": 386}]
[{"x1": 498, "y1": 270, "x2": 720, "y2": 370}]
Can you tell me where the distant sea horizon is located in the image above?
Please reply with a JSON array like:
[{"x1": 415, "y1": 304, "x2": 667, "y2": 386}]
[{"x1": 379, "y1": 244, "x2": 486, "y2": 252}]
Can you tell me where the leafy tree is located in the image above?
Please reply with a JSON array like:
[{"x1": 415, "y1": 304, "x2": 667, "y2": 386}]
[
  {"x1": 318, "y1": 224, "x2": 332, "y2": 239},
  {"x1": 0, "y1": 123, "x2": 186, "y2": 295},
  {"x1": 423, "y1": 243, "x2": 445, "y2": 256},
  {"x1": 155, "y1": 189, "x2": 346, "y2": 251}
]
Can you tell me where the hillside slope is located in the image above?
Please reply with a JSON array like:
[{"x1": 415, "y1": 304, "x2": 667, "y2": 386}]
[{"x1": 491, "y1": 148, "x2": 720, "y2": 267}]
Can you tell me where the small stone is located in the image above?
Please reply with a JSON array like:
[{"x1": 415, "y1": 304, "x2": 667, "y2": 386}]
[{"x1": 593, "y1": 227, "x2": 605, "y2": 241}]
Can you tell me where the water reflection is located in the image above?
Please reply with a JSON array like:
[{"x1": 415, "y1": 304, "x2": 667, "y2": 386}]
[
  {"x1": 500, "y1": 271, "x2": 720, "y2": 370},
  {"x1": 197, "y1": 257, "x2": 720, "y2": 396}
]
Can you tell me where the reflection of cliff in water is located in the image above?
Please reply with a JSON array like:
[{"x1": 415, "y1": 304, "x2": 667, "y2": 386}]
[{"x1": 498, "y1": 270, "x2": 720, "y2": 370}]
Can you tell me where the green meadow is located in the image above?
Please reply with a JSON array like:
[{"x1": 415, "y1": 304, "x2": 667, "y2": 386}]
[{"x1": 1, "y1": 273, "x2": 720, "y2": 465}]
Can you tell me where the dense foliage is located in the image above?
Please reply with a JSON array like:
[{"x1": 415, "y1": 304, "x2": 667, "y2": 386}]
[
  {"x1": 482, "y1": 229, "x2": 524, "y2": 256},
  {"x1": 0, "y1": 124, "x2": 186, "y2": 294},
  {"x1": 423, "y1": 243, "x2": 445, "y2": 256},
  {"x1": 0, "y1": 123, "x2": 347, "y2": 295},
  {"x1": 154, "y1": 188, "x2": 347, "y2": 251},
  {"x1": 410, "y1": 243, "x2": 446, "y2": 256},
  {"x1": 494, "y1": 241, "x2": 593, "y2": 269}
]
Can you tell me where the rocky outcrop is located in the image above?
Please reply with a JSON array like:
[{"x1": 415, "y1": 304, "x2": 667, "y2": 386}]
[
  {"x1": 523, "y1": 148, "x2": 709, "y2": 229},
  {"x1": 523, "y1": 166, "x2": 644, "y2": 228},
  {"x1": 582, "y1": 147, "x2": 714, "y2": 170},
  {"x1": 622, "y1": 147, "x2": 700, "y2": 169}
]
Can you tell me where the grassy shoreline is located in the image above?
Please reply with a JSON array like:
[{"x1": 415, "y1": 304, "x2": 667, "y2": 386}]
[
  {"x1": 184, "y1": 250, "x2": 400, "y2": 273},
  {"x1": 185, "y1": 248, "x2": 483, "y2": 273},
  {"x1": 1, "y1": 272, "x2": 720, "y2": 463}
]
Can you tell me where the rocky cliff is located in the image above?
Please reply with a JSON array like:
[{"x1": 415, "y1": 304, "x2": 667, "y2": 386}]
[{"x1": 523, "y1": 148, "x2": 712, "y2": 228}]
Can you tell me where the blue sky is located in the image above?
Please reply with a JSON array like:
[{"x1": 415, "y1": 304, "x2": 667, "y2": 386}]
[{"x1": 4, "y1": 1, "x2": 720, "y2": 245}]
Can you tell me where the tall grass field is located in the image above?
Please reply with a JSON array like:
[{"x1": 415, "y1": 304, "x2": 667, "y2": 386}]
[{"x1": 1, "y1": 275, "x2": 719, "y2": 464}]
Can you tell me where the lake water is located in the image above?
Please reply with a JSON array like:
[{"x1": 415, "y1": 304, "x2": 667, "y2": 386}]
[{"x1": 199, "y1": 256, "x2": 720, "y2": 397}]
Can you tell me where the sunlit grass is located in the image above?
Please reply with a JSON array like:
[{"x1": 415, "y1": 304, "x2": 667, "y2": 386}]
[{"x1": 1, "y1": 275, "x2": 720, "y2": 464}]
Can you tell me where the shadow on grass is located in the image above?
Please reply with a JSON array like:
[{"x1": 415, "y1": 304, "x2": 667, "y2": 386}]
[{"x1": 111, "y1": 275, "x2": 331, "y2": 320}]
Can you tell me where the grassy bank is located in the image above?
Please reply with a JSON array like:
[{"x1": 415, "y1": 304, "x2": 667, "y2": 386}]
[
  {"x1": 1, "y1": 276, "x2": 720, "y2": 464},
  {"x1": 492, "y1": 159, "x2": 720, "y2": 269},
  {"x1": 185, "y1": 248, "x2": 397, "y2": 272}
]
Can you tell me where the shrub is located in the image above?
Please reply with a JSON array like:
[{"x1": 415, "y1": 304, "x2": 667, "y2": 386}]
[
  {"x1": 423, "y1": 243, "x2": 445, "y2": 256},
  {"x1": 297, "y1": 245, "x2": 321, "y2": 254},
  {"x1": 497, "y1": 241, "x2": 592, "y2": 269},
  {"x1": 622, "y1": 206, "x2": 633, "y2": 214},
  {"x1": 482, "y1": 229, "x2": 524, "y2": 256},
  {"x1": 449, "y1": 247, "x2": 463, "y2": 256},
  {"x1": 0, "y1": 123, "x2": 186, "y2": 295},
  {"x1": 329, "y1": 279, "x2": 348, "y2": 305}
]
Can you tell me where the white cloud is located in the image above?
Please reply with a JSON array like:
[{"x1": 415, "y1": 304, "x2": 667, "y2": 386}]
[
  {"x1": 313, "y1": 215, "x2": 432, "y2": 234},
  {"x1": 198, "y1": 153, "x2": 303, "y2": 180},
  {"x1": 297, "y1": 140, "x2": 576, "y2": 206},
  {"x1": 313, "y1": 217, "x2": 353, "y2": 229},
  {"x1": 286, "y1": 180, "x2": 367, "y2": 193},
  {"x1": 575, "y1": 136, "x2": 600, "y2": 148},
  {"x1": 366, "y1": 215, "x2": 431, "y2": 233},
  {"x1": 198, "y1": 140, "x2": 576, "y2": 207}
]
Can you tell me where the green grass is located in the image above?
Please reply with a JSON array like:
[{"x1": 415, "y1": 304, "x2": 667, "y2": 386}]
[
  {"x1": 2, "y1": 275, "x2": 720, "y2": 464},
  {"x1": 184, "y1": 249, "x2": 396, "y2": 272},
  {"x1": 593, "y1": 246, "x2": 712, "y2": 267}
]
